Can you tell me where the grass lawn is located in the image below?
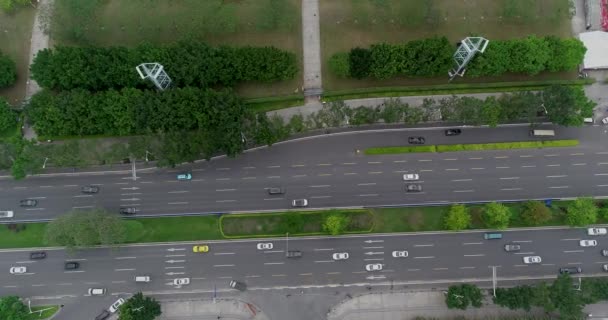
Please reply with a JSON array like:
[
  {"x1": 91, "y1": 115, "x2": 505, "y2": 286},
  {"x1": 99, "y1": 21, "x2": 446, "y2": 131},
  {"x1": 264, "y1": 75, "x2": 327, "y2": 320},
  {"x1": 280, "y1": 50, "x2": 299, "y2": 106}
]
[
  {"x1": 221, "y1": 210, "x2": 374, "y2": 238},
  {"x1": 320, "y1": 0, "x2": 575, "y2": 91},
  {"x1": 0, "y1": 7, "x2": 36, "y2": 105},
  {"x1": 365, "y1": 140, "x2": 579, "y2": 155},
  {"x1": 125, "y1": 216, "x2": 221, "y2": 243},
  {"x1": 50, "y1": 0, "x2": 303, "y2": 99},
  {"x1": 0, "y1": 223, "x2": 46, "y2": 249},
  {"x1": 27, "y1": 305, "x2": 60, "y2": 320}
]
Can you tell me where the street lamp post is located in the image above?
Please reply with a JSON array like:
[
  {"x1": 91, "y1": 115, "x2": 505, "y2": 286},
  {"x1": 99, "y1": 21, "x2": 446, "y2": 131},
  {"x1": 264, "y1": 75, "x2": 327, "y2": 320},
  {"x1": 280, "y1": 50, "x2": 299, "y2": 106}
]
[{"x1": 285, "y1": 232, "x2": 289, "y2": 256}]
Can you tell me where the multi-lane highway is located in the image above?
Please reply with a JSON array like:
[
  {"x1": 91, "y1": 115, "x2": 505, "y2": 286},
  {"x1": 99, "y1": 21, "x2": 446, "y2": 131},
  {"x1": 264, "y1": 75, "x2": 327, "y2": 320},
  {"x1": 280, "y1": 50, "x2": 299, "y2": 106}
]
[
  {"x1": 1, "y1": 125, "x2": 607, "y2": 221},
  {"x1": 2, "y1": 228, "x2": 608, "y2": 307}
]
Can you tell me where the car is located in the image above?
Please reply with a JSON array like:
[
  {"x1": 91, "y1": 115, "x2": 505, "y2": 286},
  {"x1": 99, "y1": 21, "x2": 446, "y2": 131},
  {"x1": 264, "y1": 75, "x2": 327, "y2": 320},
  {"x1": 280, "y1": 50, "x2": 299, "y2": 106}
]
[
  {"x1": 602, "y1": 249, "x2": 608, "y2": 257},
  {"x1": 119, "y1": 207, "x2": 137, "y2": 215},
  {"x1": 365, "y1": 263, "x2": 383, "y2": 271},
  {"x1": 405, "y1": 184, "x2": 423, "y2": 192},
  {"x1": 81, "y1": 185, "x2": 100, "y2": 194},
  {"x1": 602, "y1": 117, "x2": 608, "y2": 125},
  {"x1": 523, "y1": 256, "x2": 542, "y2": 264},
  {"x1": 64, "y1": 261, "x2": 80, "y2": 270},
  {"x1": 9, "y1": 266, "x2": 27, "y2": 274},
  {"x1": 580, "y1": 239, "x2": 598, "y2": 247},
  {"x1": 588, "y1": 227, "x2": 607, "y2": 236},
  {"x1": 29, "y1": 251, "x2": 47, "y2": 260},
  {"x1": 444, "y1": 129, "x2": 462, "y2": 136},
  {"x1": 257, "y1": 243, "x2": 273, "y2": 250},
  {"x1": 559, "y1": 267, "x2": 582, "y2": 274},
  {"x1": 604, "y1": 264, "x2": 608, "y2": 272},
  {"x1": 267, "y1": 187, "x2": 285, "y2": 195},
  {"x1": 286, "y1": 250, "x2": 302, "y2": 258},
  {"x1": 88, "y1": 288, "x2": 106, "y2": 296},
  {"x1": 192, "y1": 245, "x2": 209, "y2": 253},
  {"x1": 108, "y1": 298, "x2": 125, "y2": 313},
  {"x1": 402, "y1": 173, "x2": 419, "y2": 181},
  {"x1": 408, "y1": 136, "x2": 425, "y2": 144},
  {"x1": 176, "y1": 173, "x2": 192, "y2": 181},
  {"x1": 19, "y1": 199, "x2": 38, "y2": 207},
  {"x1": 292, "y1": 199, "x2": 308, "y2": 207},
  {"x1": 135, "y1": 276, "x2": 151, "y2": 282},
  {"x1": 229, "y1": 280, "x2": 247, "y2": 291},
  {"x1": 392, "y1": 251, "x2": 408, "y2": 258},
  {"x1": 95, "y1": 310, "x2": 111, "y2": 320},
  {"x1": 332, "y1": 252, "x2": 349, "y2": 260},
  {"x1": 504, "y1": 244, "x2": 521, "y2": 252},
  {"x1": 173, "y1": 278, "x2": 190, "y2": 286},
  {"x1": 0, "y1": 211, "x2": 14, "y2": 218}
]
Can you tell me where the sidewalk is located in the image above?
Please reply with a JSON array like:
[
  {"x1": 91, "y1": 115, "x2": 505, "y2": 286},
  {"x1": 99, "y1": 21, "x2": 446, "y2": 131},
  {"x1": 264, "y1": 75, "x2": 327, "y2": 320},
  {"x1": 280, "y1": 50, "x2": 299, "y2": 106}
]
[
  {"x1": 327, "y1": 291, "x2": 545, "y2": 320},
  {"x1": 301, "y1": 0, "x2": 323, "y2": 101},
  {"x1": 159, "y1": 298, "x2": 269, "y2": 320}
]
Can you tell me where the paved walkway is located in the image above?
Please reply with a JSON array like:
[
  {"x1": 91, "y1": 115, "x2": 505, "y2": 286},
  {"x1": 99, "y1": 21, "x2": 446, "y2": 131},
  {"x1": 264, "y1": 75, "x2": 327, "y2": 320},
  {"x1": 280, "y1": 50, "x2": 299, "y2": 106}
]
[
  {"x1": 22, "y1": 0, "x2": 53, "y2": 141},
  {"x1": 327, "y1": 291, "x2": 545, "y2": 320},
  {"x1": 301, "y1": 0, "x2": 323, "y2": 103},
  {"x1": 159, "y1": 298, "x2": 269, "y2": 320}
]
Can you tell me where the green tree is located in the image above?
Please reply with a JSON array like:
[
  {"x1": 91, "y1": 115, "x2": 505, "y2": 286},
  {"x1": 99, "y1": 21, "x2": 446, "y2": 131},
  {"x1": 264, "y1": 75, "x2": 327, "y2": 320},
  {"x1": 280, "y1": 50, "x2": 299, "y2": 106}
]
[
  {"x1": 118, "y1": 292, "x2": 161, "y2": 320},
  {"x1": 565, "y1": 198, "x2": 597, "y2": 227},
  {"x1": 44, "y1": 208, "x2": 127, "y2": 249},
  {"x1": 521, "y1": 200, "x2": 552, "y2": 226},
  {"x1": 542, "y1": 85, "x2": 595, "y2": 127},
  {"x1": 493, "y1": 285, "x2": 535, "y2": 311},
  {"x1": 0, "y1": 51, "x2": 16, "y2": 88},
  {"x1": 444, "y1": 204, "x2": 470, "y2": 231},
  {"x1": 349, "y1": 47, "x2": 372, "y2": 79},
  {"x1": 445, "y1": 284, "x2": 483, "y2": 310},
  {"x1": 0, "y1": 99, "x2": 17, "y2": 132},
  {"x1": 531, "y1": 282, "x2": 555, "y2": 313},
  {"x1": 483, "y1": 202, "x2": 511, "y2": 230},
  {"x1": 0, "y1": 295, "x2": 28, "y2": 320},
  {"x1": 550, "y1": 274, "x2": 585, "y2": 319},
  {"x1": 323, "y1": 214, "x2": 349, "y2": 235}
]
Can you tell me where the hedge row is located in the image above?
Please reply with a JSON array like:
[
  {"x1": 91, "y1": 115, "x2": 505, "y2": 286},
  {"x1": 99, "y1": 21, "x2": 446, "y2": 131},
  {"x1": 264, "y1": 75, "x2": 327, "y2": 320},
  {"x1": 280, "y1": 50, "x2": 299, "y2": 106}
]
[
  {"x1": 365, "y1": 140, "x2": 580, "y2": 155},
  {"x1": 30, "y1": 41, "x2": 298, "y2": 91},
  {"x1": 27, "y1": 88, "x2": 248, "y2": 156},
  {"x1": 329, "y1": 36, "x2": 585, "y2": 79}
]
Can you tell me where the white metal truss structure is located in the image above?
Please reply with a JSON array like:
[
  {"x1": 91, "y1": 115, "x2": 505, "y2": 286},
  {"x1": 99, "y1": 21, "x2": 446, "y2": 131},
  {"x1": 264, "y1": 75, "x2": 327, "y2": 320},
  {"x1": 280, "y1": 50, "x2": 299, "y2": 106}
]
[
  {"x1": 448, "y1": 37, "x2": 489, "y2": 81},
  {"x1": 135, "y1": 63, "x2": 172, "y2": 90}
]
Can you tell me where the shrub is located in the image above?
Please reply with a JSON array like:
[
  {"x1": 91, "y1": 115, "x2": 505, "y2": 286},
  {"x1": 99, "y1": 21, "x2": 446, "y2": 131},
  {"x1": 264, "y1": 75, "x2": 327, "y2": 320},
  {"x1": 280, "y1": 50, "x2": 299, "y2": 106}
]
[
  {"x1": 483, "y1": 202, "x2": 511, "y2": 229},
  {"x1": 349, "y1": 47, "x2": 372, "y2": 79},
  {"x1": 444, "y1": 204, "x2": 470, "y2": 231},
  {"x1": 0, "y1": 51, "x2": 17, "y2": 88},
  {"x1": 521, "y1": 201, "x2": 552, "y2": 226},
  {"x1": 566, "y1": 198, "x2": 597, "y2": 227}
]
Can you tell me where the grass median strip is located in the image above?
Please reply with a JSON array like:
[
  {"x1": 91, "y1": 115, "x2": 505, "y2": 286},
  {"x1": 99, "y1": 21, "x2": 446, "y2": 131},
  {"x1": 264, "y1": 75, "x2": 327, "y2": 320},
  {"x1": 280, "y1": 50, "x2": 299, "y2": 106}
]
[{"x1": 365, "y1": 140, "x2": 579, "y2": 155}]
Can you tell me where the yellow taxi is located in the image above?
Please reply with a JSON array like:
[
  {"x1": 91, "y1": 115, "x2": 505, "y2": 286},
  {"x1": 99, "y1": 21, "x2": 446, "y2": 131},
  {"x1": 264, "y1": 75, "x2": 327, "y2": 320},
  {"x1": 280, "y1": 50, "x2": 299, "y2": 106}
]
[{"x1": 192, "y1": 245, "x2": 209, "y2": 253}]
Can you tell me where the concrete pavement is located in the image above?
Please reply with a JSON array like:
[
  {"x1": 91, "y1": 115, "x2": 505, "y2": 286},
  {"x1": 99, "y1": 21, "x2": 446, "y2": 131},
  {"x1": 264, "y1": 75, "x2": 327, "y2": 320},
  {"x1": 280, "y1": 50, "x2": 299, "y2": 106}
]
[
  {"x1": 160, "y1": 298, "x2": 268, "y2": 320},
  {"x1": 301, "y1": 0, "x2": 323, "y2": 101}
]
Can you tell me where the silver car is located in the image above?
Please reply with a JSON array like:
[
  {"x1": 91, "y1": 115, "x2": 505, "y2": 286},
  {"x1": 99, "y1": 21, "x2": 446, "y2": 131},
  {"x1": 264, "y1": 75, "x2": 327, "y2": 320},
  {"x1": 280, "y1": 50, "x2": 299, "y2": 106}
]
[
  {"x1": 292, "y1": 199, "x2": 308, "y2": 207},
  {"x1": 392, "y1": 251, "x2": 408, "y2": 258},
  {"x1": 332, "y1": 252, "x2": 349, "y2": 260}
]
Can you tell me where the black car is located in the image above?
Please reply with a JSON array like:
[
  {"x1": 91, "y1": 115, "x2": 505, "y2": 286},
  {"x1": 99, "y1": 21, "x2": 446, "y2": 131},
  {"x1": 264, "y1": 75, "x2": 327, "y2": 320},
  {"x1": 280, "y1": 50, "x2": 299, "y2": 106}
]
[
  {"x1": 119, "y1": 207, "x2": 137, "y2": 215},
  {"x1": 405, "y1": 184, "x2": 423, "y2": 192},
  {"x1": 445, "y1": 129, "x2": 462, "y2": 136},
  {"x1": 81, "y1": 185, "x2": 100, "y2": 194},
  {"x1": 286, "y1": 250, "x2": 302, "y2": 258},
  {"x1": 504, "y1": 244, "x2": 521, "y2": 252},
  {"x1": 408, "y1": 137, "x2": 426, "y2": 144},
  {"x1": 229, "y1": 280, "x2": 247, "y2": 291},
  {"x1": 65, "y1": 261, "x2": 80, "y2": 270},
  {"x1": 30, "y1": 251, "x2": 47, "y2": 260},
  {"x1": 267, "y1": 187, "x2": 285, "y2": 195},
  {"x1": 95, "y1": 310, "x2": 111, "y2": 320},
  {"x1": 559, "y1": 267, "x2": 582, "y2": 274},
  {"x1": 19, "y1": 199, "x2": 38, "y2": 207}
]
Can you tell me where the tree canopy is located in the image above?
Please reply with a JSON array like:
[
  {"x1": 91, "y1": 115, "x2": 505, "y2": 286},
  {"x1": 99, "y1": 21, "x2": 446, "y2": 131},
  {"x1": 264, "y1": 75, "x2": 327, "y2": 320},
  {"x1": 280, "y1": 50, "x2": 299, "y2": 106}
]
[
  {"x1": 118, "y1": 292, "x2": 161, "y2": 320},
  {"x1": 444, "y1": 204, "x2": 470, "y2": 231},
  {"x1": 483, "y1": 202, "x2": 511, "y2": 230},
  {"x1": 0, "y1": 51, "x2": 17, "y2": 88},
  {"x1": 542, "y1": 85, "x2": 596, "y2": 127},
  {"x1": 0, "y1": 296, "x2": 28, "y2": 320},
  {"x1": 565, "y1": 197, "x2": 598, "y2": 227}
]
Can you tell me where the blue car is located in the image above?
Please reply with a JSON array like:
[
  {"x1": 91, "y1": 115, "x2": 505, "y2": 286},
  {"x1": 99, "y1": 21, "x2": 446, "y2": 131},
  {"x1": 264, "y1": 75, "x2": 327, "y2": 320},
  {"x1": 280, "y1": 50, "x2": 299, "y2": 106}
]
[{"x1": 176, "y1": 173, "x2": 192, "y2": 181}]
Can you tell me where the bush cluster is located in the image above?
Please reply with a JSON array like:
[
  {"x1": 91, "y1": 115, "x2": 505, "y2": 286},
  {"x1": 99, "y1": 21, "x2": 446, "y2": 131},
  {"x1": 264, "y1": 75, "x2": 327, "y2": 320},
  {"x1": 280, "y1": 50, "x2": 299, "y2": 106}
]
[
  {"x1": 329, "y1": 36, "x2": 585, "y2": 79},
  {"x1": 30, "y1": 41, "x2": 298, "y2": 91},
  {"x1": 0, "y1": 51, "x2": 17, "y2": 88}
]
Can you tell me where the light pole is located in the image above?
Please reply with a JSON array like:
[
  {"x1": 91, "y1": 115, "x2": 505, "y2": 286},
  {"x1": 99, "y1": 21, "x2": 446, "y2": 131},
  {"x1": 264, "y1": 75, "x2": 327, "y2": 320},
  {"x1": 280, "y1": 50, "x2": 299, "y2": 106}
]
[
  {"x1": 491, "y1": 266, "x2": 498, "y2": 297},
  {"x1": 285, "y1": 232, "x2": 289, "y2": 256}
]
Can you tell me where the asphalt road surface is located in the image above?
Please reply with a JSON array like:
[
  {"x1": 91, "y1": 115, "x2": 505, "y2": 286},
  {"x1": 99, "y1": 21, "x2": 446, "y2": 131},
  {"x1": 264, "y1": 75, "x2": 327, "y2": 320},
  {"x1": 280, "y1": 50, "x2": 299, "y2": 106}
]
[
  {"x1": 1, "y1": 125, "x2": 607, "y2": 221},
  {"x1": 1, "y1": 228, "x2": 608, "y2": 313}
]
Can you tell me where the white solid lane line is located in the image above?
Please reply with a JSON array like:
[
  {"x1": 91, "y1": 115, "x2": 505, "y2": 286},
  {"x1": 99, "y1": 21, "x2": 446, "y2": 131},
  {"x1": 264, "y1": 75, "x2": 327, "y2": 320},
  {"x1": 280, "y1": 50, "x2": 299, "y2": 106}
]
[
  {"x1": 73, "y1": 195, "x2": 92, "y2": 198},
  {"x1": 463, "y1": 254, "x2": 485, "y2": 257},
  {"x1": 549, "y1": 186, "x2": 569, "y2": 189},
  {"x1": 357, "y1": 183, "x2": 377, "y2": 186},
  {"x1": 445, "y1": 169, "x2": 459, "y2": 171},
  {"x1": 496, "y1": 166, "x2": 510, "y2": 169},
  {"x1": 311, "y1": 196, "x2": 332, "y2": 199},
  {"x1": 460, "y1": 267, "x2": 476, "y2": 269},
  {"x1": 313, "y1": 248, "x2": 334, "y2": 251},
  {"x1": 168, "y1": 202, "x2": 188, "y2": 205},
  {"x1": 462, "y1": 242, "x2": 483, "y2": 245},
  {"x1": 216, "y1": 200, "x2": 236, "y2": 203},
  {"x1": 115, "y1": 268, "x2": 135, "y2": 272},
  {"x1": 309, "y1": 185, "x2": 331, "y2": 188},
  {"x1": 164, "y1": 266, "x2": 185, "y2": 269},
  {"x1": 500, "y1": 177, "x2": 519, "y2": 180},
  {"x1": 263, "y1": 198, "x2": 283, "y2": 201},
  {"x1": 315, "y1": 261, "x2": 334, "y2": 263},
  {"x1": 452, "y1": 179, "x2": 472, "y2": 182},
  {"x1": 214, "y1": 252, "x2": 235, "y2": 255},
  {"x1": 563, "y1": 250, "x2": 584, "y2": 253},
  {"x1": 64, "y1": 271, "x2": 85, "y2": 273},
  {"x1": 359, "y1": 194, "x2": 379, "y2": 197},
  {"x1": 413, "y1": 244, "x2": 434, "y2": 247},
  {"x1": 115, "y1": 256, "x2": 137, "y2": 260},
  {"x1": 215, "y1": 189, "x2": 236, "y2": 192},
  {"x1": 546, "y1": 175, "x2": 567, "y2": 178},
  {"x1": 213, "y1": 264, "x2": 235, "y2": 267},
  {"x1": 168, "y1": 190, "x2": 189, "y2": 193},
  {"x1": 453, "y1": 190, "x2": 474, "y2": 193},
  {"x1": 594, "y1": 173, "x2": 608, "y2": 176},
  {"x1": 471, "y1": 168, "x2": 485, "y2": 170},
  {"x1": 26, "y1": 208, "x2": 45, "y2": 211},
  {"x1": 414, "y1": 256, "x2": 434, "y2": 259},
  {"x1": 264, "y1": 262, "x2": 284, "y2": 265},
  {"x1": 501, "y1": 188, "x2": 522, "y2": 191},
  {"x1": 512, "y1": 240, "x2": 532, "y2": 243},
  {"x1": 264, "y1": 250, "x2": 284, "y2": 253}
]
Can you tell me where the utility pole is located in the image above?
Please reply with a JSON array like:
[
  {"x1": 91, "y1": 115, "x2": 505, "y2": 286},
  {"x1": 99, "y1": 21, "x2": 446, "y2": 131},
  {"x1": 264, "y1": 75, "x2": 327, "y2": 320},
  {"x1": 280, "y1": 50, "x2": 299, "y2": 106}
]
[
  {"x1": 285, "y1": 232, "x2": 289, "y2": 256},
  {"x1": 491, "y1": 266, "x2": 497, "y2": 297},
  {"x1": 131, "y1": 156, "x2": 137, "y2": 181}
]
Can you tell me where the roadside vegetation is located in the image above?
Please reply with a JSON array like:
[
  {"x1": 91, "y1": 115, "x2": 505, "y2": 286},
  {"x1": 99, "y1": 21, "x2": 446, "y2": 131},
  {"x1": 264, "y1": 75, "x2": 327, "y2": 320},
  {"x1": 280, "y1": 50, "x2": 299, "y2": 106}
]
[
  {"x1": 0, "y1": 295, "x2": 59, "y2": 320},
  {"x1": 1, "y1": 199, "x2": 606, "y2": 249},
  {"x1": 365, "y1": 140, "x2": 580, "y2": 155}
]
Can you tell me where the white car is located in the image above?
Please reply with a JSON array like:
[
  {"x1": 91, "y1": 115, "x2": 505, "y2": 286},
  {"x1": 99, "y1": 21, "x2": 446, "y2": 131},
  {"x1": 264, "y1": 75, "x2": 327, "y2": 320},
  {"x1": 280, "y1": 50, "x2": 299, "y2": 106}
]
[
  {"x1": 9, "y1": 266, "x2": 26, "y2": 274},
  {"x1": 108, "y1": 298, "x2": 125, "y2": 313},
  {"x1": 523, "y1": 256, "x2": 542, "y2": 264},
  {"x1": 365, "y1": 263, "x2": 383, "y2": 271},
  {"x1": 392, "y1": 251, "x2": 408, "y2": 258},
  {"x1": 580, "y1": 239, "x2": 598, "y2": 247},
  {"x1": 332, "y1": 252, "x2": 349, "y2": 260},
  {"x1": 88, "y1": 288, "x2": 106, "y2": 296},
  {"x1": 0, "y1": 211, "x2": 14, "y2": 218},
  {"x1": 602, "y1": 117, "x2": 608, "y2": 124},
  {"x1": 587, "y1": 228, "x2": 607, "y2": 236},
  {"x1": 256, "y1": 243, "x2": 273, "y2": 250},
  {"x1": 173, "y1": 278, "x2": 190, "y2": 286},
  {"x1": 403, "y1": 173, "x2": 419, "y2": 181}
]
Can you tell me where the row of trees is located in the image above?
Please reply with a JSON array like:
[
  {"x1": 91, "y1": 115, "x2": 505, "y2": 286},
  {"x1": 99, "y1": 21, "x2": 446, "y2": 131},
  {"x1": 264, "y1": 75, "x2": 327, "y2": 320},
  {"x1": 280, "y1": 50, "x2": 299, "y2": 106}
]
[
  {"x1": 0, "y1": 51, "x2": 16, "y2": 88},
  {"x1": 0, "y1": 98, "x2": 17, "y2": 130},
  {"x1": 444, "y1": 198, "x2": 607, "y2": 231},
  {"x1": 329, "y1": 36, "x2": 585, "y2": 79},
  {"x1": 30, "y1": 41, "x2": 298, "y2": 91}
]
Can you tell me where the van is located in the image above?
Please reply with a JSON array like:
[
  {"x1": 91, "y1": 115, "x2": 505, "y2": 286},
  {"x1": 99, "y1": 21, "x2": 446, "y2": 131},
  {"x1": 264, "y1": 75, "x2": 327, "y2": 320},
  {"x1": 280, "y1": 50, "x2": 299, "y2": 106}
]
[
  {"x1": 135, "y1": 276, "x2": 150, "y2": 283},
  {"x1": 529, "y1": 129, "x2": 555, "y2": 137},
  {"x1": 584, "y1": 117, "x2": 594, "y2": 124},
  {"x1": 484, "y1": 232, "x2": 503, "y2": 240}
]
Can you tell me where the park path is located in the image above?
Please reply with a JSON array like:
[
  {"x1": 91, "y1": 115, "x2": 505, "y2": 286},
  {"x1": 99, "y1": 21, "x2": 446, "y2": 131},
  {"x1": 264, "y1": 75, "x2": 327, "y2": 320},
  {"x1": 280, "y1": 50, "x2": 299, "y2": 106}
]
[
  {"x1": 22, "y1": 0, "x2": 54, "y2": 141},
  {"x1": 301, "y1": 0, "x2": 323, "y2": 107}
]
